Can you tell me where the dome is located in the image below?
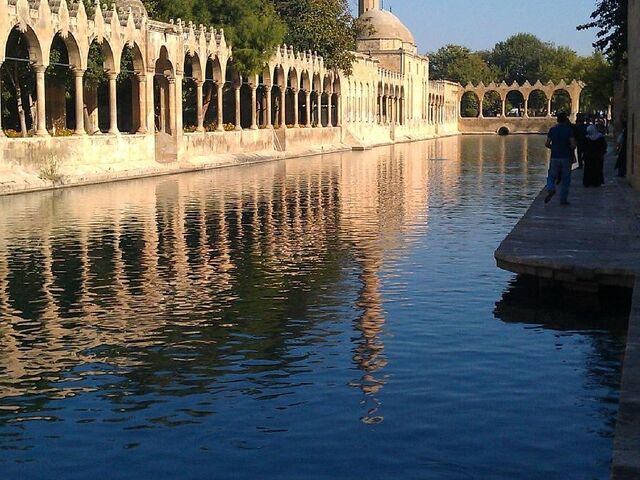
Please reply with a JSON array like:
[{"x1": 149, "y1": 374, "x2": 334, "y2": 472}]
[{"x1": 358, "y1": 9, "x2": 415, "y2": 45}]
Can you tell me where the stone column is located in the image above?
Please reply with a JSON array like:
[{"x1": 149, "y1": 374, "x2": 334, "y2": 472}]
[
  {"x1": 501, "y1": 97, "x2": 506, "y2": 118},
  {"x1": 196, "y1": 80, "x2": 204, "y2": 132},
  {"x1": 547, "y1": 97, "x2": 552, "y2": 117},
  {"x1": 265, "y1": 86, "x2": 272, "y2": 128},
  {"x1": 292, "y1": 88, "x2": 299, "y2": 128},
  {"x1": 0, "y1": 61, "x2": 3, "y2": 136},
  {"x1": 34, "y1": 65, "x2": 48, "y2": 136},
  {"x1": 305, "y1": 90, "x2": 311, "y2": 127},
  {"x1": 234, "y1": 85, "x2": 242, "y2": 131},
  {"x1": 335, "y1": 94, "x2": 342, "y2": 127},
  {"x1": 73, "y1": 68, "x2": 85, "y2": 135},
  {"x1": 137, "y1": 75, "x2": 147, "y2": 134},
  {"x1": 327, "y1": 93, "x2": 333, "y2": 127},
  {"x1": 524, "y1": 96, "x2": 530, "y2": 118},
  {"x1": 107, "y1": 72, "x2": 118, "y2": 134},
  {"x1": 216, "y1": 82, "x2": 224, "y2": 132},
  {"x1": 250, "y1": 85, "x2": 258, "y2": 130},
  {"x1": 279, "y1": 87, "x2": 286, "y2": 128},
  {"x1": 168, "y1": 77, "x2": 176, "y2": 135},
  {"x1": 315, "y1": 93, "x2": 321, "y2": 127},
  {"x1": 378, "y1": 94, "x2": 383, "y2": 124},
  {"x1": 478, "y1": 96, "x2": 484, "y2": 119}
]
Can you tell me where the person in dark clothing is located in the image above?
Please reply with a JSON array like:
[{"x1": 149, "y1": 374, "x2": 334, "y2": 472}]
[
  {"x1": 615, "y1": 122, "x2": 627, "y2": 177},
  {"x1": 583, "y1": 125, "x2": 607, "y2": 187},
  {"x1": 545, "y1": 112, "x2": 577, "y2": 205},
  {"x1": 573, "y1": 115, "x2": 588, "y2": 169}
]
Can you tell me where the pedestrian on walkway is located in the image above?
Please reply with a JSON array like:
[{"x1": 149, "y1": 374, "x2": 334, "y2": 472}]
[
  {"x1": 615, "y1": 122, "x2": 627, "y2": 177},
  {"x1": 583, "y1": 125, "x2": 607, "y2": 187},
  {"x1": 545, "y1": 112, "x2": 577, "y2": 205},
  {"x1": 573, "y1": 114, "x2": 588, "y2": 169}
]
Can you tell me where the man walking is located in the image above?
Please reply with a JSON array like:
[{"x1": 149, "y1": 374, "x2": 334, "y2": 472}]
[
  {"x1": 545, "y1": 112, "x2": 577, "y2": 205},
  {"x1": 573, "y1": 114, "x2": 588, "y2": 169}
]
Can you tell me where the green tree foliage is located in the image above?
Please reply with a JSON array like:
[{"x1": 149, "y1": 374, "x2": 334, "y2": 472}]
[
  {"x1": 428, "y1": 45, "x2": 497, "y2": 85},
  {"x1": 578, "y1": 0, "x2": 628, "y2": 68},
  {"x1": 145, "y1": 0, "x2": 286, "y2": 74},
  {"x1": 572, "y1": 52, "x2": 614, "y2": 111},
  {"x1": 272, "y1": 0, "x2": 364, "y2": 74},
  {"x1": 489, "y1": 33, "x2": 554, "y2": 84}
]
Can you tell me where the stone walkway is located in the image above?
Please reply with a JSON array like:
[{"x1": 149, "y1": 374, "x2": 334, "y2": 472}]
[{"x1": 494, "y1": 153, "x2": 640, "y2": 479}]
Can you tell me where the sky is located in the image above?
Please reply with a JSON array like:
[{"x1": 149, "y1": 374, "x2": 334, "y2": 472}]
[{"x1": 348, "y1": 0, "x2": 599, "y2": 56}]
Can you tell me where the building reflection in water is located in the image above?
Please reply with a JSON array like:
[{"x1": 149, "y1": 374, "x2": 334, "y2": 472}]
[{"x1": 0, "y1": 137, "x2": 462, "y2": 424}]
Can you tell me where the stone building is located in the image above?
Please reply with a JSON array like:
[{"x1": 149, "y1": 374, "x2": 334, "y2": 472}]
[{"x1": 0, "y1": 0, "x2": 460, "y2": 194}]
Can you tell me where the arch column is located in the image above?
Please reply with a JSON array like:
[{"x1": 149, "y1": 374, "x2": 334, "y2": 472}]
[
  {"x1": 137, "y1": 75, "x2": 147, "y2": 134},
  {"x1": 216, "y1": 82, "x2": 224, "y2": 131},
  {"x1": 305, "y1": 90, "x2": 311, "y2": 127},
  {"x1": 168, "y1": 77, "x2": 177, "y2": 135},
  {"x1": 335, "y1": 94, "x2": 342, "y2": 127},
  {"x1": 501, "y1": 96, "x2": 506, "y2": 117},
  {"x1": 327, "y1": 89, "x2": 333, "y2": 127},
  {"x1": 250, "y1": 85, "x2": 258, "y2": 130},
  {"x1": 195, "y1": 80, "x2": 205, "y2": 132},
  {"x1": 315, "y1": 91, "x2": 321, "y2": 127},
  {"x1": 478, "y1": 95, "x2": 484, "y2": 119},
  {"x1": 107, "y1": 72, "x2": 118, "y2": 134},
  {"x1": 524, "y1": 95, "x2": 530, "y2": 118},
  {"x1": 264, "y1": 86, "x2": 272, "y2": 128},
  {"x1": 34, "y1": 65, "x2": 48, "y2": 136},
  {"x1": 234, "y1": 84, "x2": 242, "y2": 131},
  {"x1": 279, "y1": 87, "x2": 286, "y2": 128},
  {"x1": 546, "y1": 96, "x2": 552, "y2": 118},
  {"x1": 292, "y1": 88, "x2": 299, "y2": 128},
  {"x1": 0, "y1": 62, "x2": 3, "y2": 136},
  {"x1": 378, "y1": 94, "x2": 383, "y2": 124},
  {"x1": 72, "y1": 68, "x2": 86, "y2": 135}
]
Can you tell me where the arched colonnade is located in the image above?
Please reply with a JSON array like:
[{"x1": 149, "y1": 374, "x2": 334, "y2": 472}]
[
  {"x1": 0, "y1": 0, "x2": 342, "y2": 138},
  {"x1": 459, "y1": 80, "x2": 585, "y2": 119}
]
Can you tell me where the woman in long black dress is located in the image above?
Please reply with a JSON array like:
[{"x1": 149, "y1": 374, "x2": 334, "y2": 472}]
[{"x1": 583, "y1": 125, "x2": 607, "y2": 187}]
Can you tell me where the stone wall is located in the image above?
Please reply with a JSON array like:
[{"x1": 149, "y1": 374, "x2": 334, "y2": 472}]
[
  {"x1": 628, "y1": 0, "x2": 640, "y2": 189},
  {"x1": 458, "y1": 117, "x2": 555, "y2": 135}
]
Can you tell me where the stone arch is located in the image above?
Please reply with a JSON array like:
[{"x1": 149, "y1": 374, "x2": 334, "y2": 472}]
[
  {"x1": 482, "y1": 90, "x2": 501, "y2": 118},
  {"x1": 551, "y1": 89, "x2": 571, "y2": 115},
  {"x1": 84, "y1": 38, "x2": 116, "y2": 134},
  {"x1": 506, "y1": 90, "x2": 525, "y2": 116},
  {"x1": 400, "y1": 86, "x2": 405, "y2": 125},
  {"x1": 46, "y1": 32, "x2": 80, "y2": 134},
  {"x1": 299, "y1": 70, "x2": 311, "y2": 127},
  {"x1": 332, "y1": 75, "x2": 341, "y2": 127},
  {"x1": 286, "y1": 67, "x2": 299, "y2": 126},
  {"x1": 527, "y1": 89, "x2": 548, "y2": 117},
  {"x1": 117, "y1": 42, "x2": 146, "y2": 134},
  {"x1": 223, "y1": 59, "x2": 242, "y2": 129},
  {"x1": 154, "y1": 45, "x2": 175, "y2": 134},
  {"x1": 1, "y1": 26, "x2": 40, "y2": 136},
  {"x1": 321, "y1": 74, "x2": 332, "y2": 127},
  {"x1": 460, "y1": 91, "x2": 479, "y2": 118},
  {"x1": 182, "y1": 52, "x2": 202, "y2": 130},
  {"x1": 272, "y1": 64, "x2": 286, "y2": 127},
  {"x1": 311, "y1": 72, "x2": 322, "y2": 126},
  {"x1": 202, "y1": 55, "x2": 224, "y2": 131},
  {"x1": 5, "y1": 23, "x2": 44, "y2": 66}
]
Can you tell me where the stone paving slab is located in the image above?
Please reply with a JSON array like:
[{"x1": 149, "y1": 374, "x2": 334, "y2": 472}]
[{"x1": 494, "y1": 153, "x2": 640, "y2": 479}]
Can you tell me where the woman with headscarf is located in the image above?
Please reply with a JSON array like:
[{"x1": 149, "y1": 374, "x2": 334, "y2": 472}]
[{"x1": 583, "y1": 124, "x2": 607, "y2": 187}]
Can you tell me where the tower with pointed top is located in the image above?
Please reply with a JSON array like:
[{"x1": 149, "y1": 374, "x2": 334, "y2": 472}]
[{"x1": 359, "y1": 0, "x2": 380, "y2": 16}]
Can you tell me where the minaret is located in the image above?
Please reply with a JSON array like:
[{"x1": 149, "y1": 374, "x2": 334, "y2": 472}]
[{"x1": 359, "y1": 0, "x2": 380, "y2": 15}]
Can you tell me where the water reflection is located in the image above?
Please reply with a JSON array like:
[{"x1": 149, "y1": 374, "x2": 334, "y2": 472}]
[
  {"x1": 0, "y1": 138, "x2": 462, "y2": 422},
  {"x1": 0, "y1": 136, "x2": 623, "y2": 479}
]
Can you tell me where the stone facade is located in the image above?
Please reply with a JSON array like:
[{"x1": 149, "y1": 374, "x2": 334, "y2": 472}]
[
  {"x1": 0, "y1": 0, "x2": 460, "y2": 195},
  {"x1": 628, "y1": 0, "x2": 639, "y2": 188}
]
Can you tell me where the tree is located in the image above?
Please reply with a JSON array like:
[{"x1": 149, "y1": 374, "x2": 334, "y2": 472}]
[
  {"x1": 272, "y1": 0, "x2": 365, "y2": 74},
  {"x1": 146, "y1": 0, "x2": 286, "y2": 74},
  {"x1": 489, "y1": 33, "x2": 551, "y2": 84},
  {"x1": 428, "y1": 45, "x2": 497, "y2": 85},
  {"x1": 572, "y1": 52, "x2": 614, "y2": 111},
  {"x1": 578, "y1": 0, "x2": 628, "y2": 68}
]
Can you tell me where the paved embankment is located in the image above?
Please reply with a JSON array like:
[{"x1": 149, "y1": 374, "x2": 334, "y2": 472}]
[{"x1": 494, "y1": 153, "x2": 640, "y2": 479}]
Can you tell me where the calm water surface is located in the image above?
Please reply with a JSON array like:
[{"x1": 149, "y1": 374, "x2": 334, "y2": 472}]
[{"x1": 0, "y1": 136, "x2": 627, "y2": 479}]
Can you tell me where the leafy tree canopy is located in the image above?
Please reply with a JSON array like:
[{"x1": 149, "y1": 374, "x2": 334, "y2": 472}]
[
  {"x1": 272, "y1": 0, "x2": 364, "y2": 74},
  {"x1": 578, "y1": 0, "x2": 628, "y2": 68},
  {"x1": 428, "y1": 45, "x2": 498, "y2": 85},
  {"x1": 144, "y1": 0, "x2": 286, "y2": 75}
]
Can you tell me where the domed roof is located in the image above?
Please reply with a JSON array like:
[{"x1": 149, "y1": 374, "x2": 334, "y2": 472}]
[{"x1": 358, "y1": 9, "x2": 415, "y2": 45}]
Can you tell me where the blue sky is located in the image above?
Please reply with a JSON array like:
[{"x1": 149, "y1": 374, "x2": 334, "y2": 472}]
[{"x1": 348, "y1": 0, "x2": 599, "y2": 56}]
